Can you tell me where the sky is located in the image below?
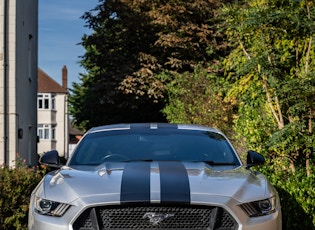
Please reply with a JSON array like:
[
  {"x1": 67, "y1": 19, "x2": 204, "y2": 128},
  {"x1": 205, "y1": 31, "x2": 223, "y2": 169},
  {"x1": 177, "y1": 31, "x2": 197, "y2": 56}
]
[{"x1": 38, "y1": 0, "x2": 99, "y2": 88}]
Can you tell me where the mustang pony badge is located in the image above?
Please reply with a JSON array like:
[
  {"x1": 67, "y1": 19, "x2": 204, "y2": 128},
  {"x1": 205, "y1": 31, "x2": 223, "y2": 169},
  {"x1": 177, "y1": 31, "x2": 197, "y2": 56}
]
[{"x1": 143, "y1": 212, "x2": 175, "y2": 225}]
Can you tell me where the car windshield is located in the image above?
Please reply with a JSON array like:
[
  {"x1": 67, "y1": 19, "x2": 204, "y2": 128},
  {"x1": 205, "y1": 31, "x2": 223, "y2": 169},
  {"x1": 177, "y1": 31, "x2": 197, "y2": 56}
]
[{"x1": 68, "y1": 129, "x2": 241, "y2": 166}]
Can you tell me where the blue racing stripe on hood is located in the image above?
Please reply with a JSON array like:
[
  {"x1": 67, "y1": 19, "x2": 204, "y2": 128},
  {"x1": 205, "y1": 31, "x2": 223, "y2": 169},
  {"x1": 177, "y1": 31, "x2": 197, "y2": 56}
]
[
  {"x1": 159, "y1": 162, "x2": 191, "y2": 203},
  {"x1": 120, "y1": 162, "x2": 151, "y2": 203}
]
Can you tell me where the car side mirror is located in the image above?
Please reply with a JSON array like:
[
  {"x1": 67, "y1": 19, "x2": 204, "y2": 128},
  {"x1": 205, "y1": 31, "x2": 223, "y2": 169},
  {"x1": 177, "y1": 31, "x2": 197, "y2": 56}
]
[
  {"x1": 39, "y1": 150, "x2": 61, "y2": 168},
  {"x1": 246, "y1": 150, "x2": 265, "y2": 169}
]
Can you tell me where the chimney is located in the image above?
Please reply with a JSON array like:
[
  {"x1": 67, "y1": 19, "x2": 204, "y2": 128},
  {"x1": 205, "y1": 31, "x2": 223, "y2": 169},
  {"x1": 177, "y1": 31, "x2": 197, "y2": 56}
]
[{"x1": 62, "y1": 65, "x2": 68, "y2": 90}]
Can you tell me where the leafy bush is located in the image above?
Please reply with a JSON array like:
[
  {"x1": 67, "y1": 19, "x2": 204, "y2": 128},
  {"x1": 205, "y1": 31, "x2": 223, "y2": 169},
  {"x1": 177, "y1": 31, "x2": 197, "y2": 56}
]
[
  {"x1": 260, "y1": 164, "x2": 315, "y2": 230},
  {"x1": 0, "y1": 163, "x2": 46, "y2": 230},
  {"x1": 162, "y1": 66, "x2": 236, "y2": 139}
]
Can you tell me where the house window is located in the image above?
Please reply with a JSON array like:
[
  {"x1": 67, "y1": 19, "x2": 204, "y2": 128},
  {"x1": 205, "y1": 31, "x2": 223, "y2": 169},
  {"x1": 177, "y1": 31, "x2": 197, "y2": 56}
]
[
  {"x1": 38, "y1": 124, "x2": 56, "y2": 140},
  {"x1": 38, "y1": 93, "x2": 55, "y2": 110}
]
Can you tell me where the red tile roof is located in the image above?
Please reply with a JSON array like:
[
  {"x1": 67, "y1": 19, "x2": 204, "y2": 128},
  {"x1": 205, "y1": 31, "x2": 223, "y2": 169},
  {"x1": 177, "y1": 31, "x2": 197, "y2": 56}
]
[{"x1": 38, "y1": 68, "x2": 67, "y2": 93}]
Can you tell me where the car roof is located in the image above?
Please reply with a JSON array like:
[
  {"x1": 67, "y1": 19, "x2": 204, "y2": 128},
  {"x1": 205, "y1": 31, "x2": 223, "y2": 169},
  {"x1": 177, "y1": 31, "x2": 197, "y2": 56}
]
[{"x1": 87, "y1": 123, "x2": 222, "y2": 134}]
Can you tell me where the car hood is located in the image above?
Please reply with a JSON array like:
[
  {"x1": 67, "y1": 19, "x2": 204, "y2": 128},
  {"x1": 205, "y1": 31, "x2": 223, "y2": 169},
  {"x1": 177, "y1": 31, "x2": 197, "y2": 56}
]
[{"x1": 40, "y1": 161, "x2": 273, "y2": 204}]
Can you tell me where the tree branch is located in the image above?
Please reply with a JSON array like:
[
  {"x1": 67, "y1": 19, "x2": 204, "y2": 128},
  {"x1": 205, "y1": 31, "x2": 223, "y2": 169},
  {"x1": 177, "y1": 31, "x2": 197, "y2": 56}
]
[
  {"x1": 305, "y1": 0, "x2": 312, "y2": 73},
  {"x1": 262, "y1": 77, "x2": 284, "y2": 129},
  {"x1": 237, "y1": 35, "x2": 251, "y2": 60}
]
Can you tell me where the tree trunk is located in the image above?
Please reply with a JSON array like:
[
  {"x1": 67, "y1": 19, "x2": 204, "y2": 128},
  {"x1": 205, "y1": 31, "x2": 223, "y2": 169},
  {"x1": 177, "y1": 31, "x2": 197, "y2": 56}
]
[
  {"x1": 262, "y1": 77, "x2": 284, "y2": 129},
  {"x1": 306, "y1": 108, "x2": 312, "y2": 176},
  {"x1": 306, "y1": 152, "x2": 310, "y2": 177},
  {"x1": 289, "y1": 158, "x2": 296, "y2": 174},
  {"x1": 305, "y1": 0, "x2": 312, "y2": 176}
]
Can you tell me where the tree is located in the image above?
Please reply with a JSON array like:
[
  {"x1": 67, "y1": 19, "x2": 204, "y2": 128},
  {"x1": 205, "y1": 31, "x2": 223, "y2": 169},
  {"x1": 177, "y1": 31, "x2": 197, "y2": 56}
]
[
  {"x1": 69, "y1": 0, "x2": 230, "y2": 130},
  {"x1": 221, "y1": 2, "x2": 315, "y2": 227},
  {"x1": 69, "y1": 0, "x2": 166, "y2": 130},
  {"x1": 222, "y1": 0, "x2": 315, "y2": 174}
]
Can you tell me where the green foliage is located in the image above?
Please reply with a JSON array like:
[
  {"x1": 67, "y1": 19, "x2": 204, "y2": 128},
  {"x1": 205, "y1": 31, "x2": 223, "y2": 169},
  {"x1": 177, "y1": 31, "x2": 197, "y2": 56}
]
[
  {"x1": 234, "y1": 102, "x2": 277, "y2": 152},
  {"x1": 260, "y1": 164, "x2": 315, "y2": 229},
  {"x1": 220, "y1": 1, "x2": 315, "y2": 228},
  {"x1": 162, "y1": 65, "x2": 236, "y2": 138},
  {"x1": 267, "y1": 119, "x2": 315, "y2": 166},
  {"x1": 0, "y1": 164, "x2": 46, "y2": 230},
  {"x1": 222, "y1": 0, "x2": 315, "y2": 164}
]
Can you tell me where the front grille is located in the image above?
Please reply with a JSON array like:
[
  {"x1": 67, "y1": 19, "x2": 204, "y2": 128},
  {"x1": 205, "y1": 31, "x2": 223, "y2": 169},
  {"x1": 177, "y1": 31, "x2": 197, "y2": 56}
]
[{"x1": 72, "y1": 204, "x2": 238, "y2": 230}]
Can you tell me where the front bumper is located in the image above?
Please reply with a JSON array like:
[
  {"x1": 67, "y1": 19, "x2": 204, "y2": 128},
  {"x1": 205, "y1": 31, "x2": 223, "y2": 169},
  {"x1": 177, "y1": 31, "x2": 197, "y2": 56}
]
[{"x1": 29, "y1": 195, "x2": 282, "y2": 230}]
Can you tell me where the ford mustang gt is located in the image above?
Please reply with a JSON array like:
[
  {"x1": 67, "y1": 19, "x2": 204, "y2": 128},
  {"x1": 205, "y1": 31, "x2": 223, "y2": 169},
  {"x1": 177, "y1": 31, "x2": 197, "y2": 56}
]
[{"x1": 29, "y1": 123, "x2": 282, "y2": 229}]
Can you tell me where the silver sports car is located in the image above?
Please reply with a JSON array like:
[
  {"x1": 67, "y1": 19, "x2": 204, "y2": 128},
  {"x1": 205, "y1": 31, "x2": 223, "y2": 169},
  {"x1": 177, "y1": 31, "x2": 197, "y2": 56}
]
[{"x1": 29, "y1": 123, "x2": 282, "y2": 230}]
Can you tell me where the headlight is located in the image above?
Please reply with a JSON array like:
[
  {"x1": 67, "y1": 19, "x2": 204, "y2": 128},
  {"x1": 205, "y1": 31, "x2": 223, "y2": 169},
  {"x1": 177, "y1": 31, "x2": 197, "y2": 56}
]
[
  {"x1": 34, "y1": 196, "x2": 70, "y2": 217},
  {"x1": 240, "y1": 197, "x2": 277, "y2": 217}
]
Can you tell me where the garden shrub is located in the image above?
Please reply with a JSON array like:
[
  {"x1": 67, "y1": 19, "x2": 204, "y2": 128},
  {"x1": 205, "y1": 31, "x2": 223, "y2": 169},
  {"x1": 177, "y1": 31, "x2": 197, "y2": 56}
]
[
  {"x1": 0, "y1": 163, "x2": 46, "y2": 230},
  {"x1": 260, "y1": 164, "x2": 315, "y2": 230}
]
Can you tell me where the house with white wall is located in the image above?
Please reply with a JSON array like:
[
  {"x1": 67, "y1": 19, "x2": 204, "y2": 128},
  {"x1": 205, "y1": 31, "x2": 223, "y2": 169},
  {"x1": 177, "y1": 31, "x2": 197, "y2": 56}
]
[
  {"x1": 0, "y1": 0, "x2": 38, "y2": 167},
  {"x1": 37, "y1": 66, "x2": 69, "y2": 158}
]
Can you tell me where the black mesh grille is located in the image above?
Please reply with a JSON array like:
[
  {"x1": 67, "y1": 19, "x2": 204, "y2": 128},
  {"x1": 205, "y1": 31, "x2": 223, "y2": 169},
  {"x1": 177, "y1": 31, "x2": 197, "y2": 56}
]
[{"x1": 72, "y1": 204, "x2": 238, "y2": 230}]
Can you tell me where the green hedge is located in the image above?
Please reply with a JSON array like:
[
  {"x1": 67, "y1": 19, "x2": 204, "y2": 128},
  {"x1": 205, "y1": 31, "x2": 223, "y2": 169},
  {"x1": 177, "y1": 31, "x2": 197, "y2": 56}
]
[
  {"x1": 0, "y1": 164, "x2": 45, "y2": 230},
  {"x1": 260, "y1": 165, "x2": 315, "y2": 230}
]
